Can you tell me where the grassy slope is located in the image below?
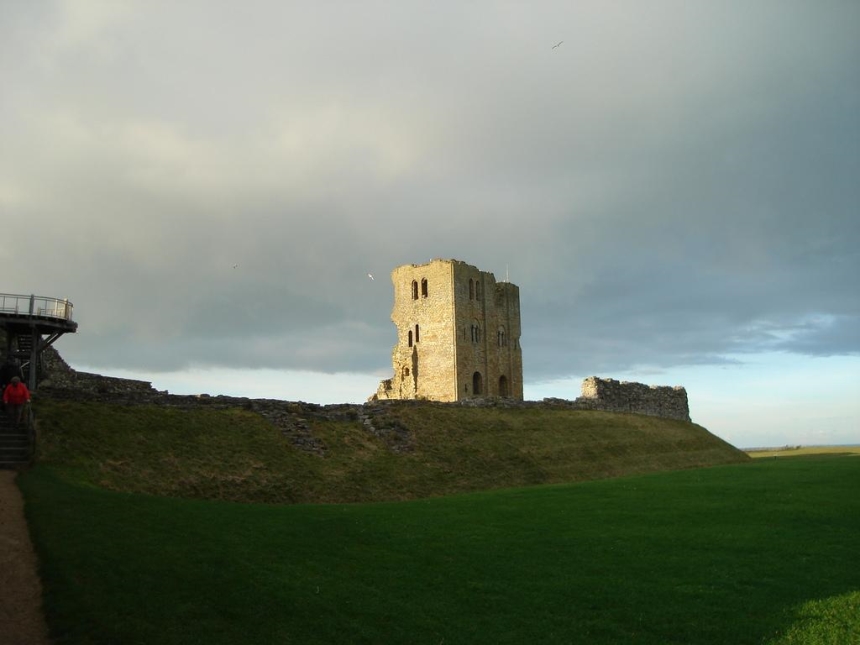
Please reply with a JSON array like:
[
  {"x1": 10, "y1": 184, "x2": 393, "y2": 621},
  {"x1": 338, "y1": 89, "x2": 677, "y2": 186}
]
[{"x1": 33, "y1": 399, "x2": 747, "y2": 504}]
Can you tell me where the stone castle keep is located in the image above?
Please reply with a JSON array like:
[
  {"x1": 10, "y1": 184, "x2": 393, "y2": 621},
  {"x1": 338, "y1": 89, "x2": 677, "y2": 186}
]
[
  {"x1": 374, "y1": 258, "x2": 523, "y2": 402},
  {"x1": 371, "y1": 258, "x2": 690, "y2": 422}
]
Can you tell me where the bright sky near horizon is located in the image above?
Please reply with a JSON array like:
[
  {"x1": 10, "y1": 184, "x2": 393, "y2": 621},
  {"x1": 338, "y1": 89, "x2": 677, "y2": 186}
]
[{"x1": 2, "y1": 1, "x2": 858, "y2": 449}]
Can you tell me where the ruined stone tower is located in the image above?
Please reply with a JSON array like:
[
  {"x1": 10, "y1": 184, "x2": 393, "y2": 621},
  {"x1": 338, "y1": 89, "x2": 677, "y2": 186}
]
[{"x1": 373, "y1": 259, "x2": 523, "y2": 402}]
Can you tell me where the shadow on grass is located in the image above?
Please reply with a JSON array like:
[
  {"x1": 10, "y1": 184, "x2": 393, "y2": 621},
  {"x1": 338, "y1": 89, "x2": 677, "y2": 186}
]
[{"x1": 20, "y1": 456, "x2": 860, "y2": 645}]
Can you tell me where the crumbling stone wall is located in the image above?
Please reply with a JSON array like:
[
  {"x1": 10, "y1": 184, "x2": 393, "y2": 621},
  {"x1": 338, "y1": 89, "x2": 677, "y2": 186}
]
[
  {"x1": 575, "y1": 377, "x2": 691, "y2": 422},
  {"x1": 36, "y1": 357, "x2": 694, "y2": 460},
  {"x1": 38, "y1": 346, "x2": 159, "y2": 396},
  {"x1": 33, "y1": 342, "x2": 689, "y2": 462}
]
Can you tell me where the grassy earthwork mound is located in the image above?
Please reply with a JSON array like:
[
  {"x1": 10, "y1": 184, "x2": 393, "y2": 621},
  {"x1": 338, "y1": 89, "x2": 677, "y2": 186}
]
[{"x1": 32, "y1": 398, "x2": 748, "y2": 504}]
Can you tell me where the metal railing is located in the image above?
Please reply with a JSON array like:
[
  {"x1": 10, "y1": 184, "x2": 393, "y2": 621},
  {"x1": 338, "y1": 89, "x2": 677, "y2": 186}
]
[
  {"x1": 0, "y1": 292, "x2": 74, "y2": 322},
  {"x1": 27, "y1": 405, "x2": 36, "y2": 465}
]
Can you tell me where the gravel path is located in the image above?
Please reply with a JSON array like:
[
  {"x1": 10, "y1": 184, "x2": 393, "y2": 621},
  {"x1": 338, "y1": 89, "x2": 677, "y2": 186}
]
[{"x1": 0, "y1": 470, "x2": 51, "y2": 645}]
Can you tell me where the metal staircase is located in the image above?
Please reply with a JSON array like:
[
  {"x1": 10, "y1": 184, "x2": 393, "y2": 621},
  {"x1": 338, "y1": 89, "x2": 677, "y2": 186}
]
[
  {"x1": 0, "y1": 408, "x2": 33, "y2": 469},
  {"x1": 0, "y1": 292, "x2": 76, "y2": 469},
  {"x1": 14, "y1": 334, "x2": 41, "y2": 385}
]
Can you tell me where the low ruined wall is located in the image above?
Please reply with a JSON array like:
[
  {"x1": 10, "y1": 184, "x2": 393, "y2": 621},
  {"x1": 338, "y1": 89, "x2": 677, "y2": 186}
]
[
  {"x1": 35, "y1": 370, "x2": 694, "y2": 458},
  {"x1": 575, "y1": 377, "x2": 691, "y2": 422},
  {"x1": 39, "y1": 346, "x2": 160, "y2": 396},
  {"x1": 41, "y1": 371, "x2": 160, "y2": 396},
  {"x1": 36, "y1": 347, "x2": 691, "y2": 426}
]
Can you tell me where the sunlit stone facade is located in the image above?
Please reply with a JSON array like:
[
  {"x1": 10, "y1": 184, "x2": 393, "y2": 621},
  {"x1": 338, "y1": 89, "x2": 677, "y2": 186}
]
[{"x1": 373, "y1": 259, "x2": 523, "y2": 402}]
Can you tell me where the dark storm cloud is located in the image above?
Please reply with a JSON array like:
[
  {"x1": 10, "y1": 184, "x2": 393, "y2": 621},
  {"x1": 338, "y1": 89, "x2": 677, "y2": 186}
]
[{"x1": 1, "y1": 1, "x2": 857, "y2": 380}]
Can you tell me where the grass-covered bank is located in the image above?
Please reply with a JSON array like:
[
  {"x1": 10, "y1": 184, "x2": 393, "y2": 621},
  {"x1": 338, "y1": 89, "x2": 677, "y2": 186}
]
[
  {"x1": 32, "y1": 399, "x2": 747, "y2": 504},
  {"x1": 20, "y1": 456, "x2": 860, "y2": 645}
]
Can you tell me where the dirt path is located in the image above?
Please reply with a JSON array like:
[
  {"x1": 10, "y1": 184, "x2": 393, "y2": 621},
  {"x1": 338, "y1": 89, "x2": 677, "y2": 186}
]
[{"x1": 0, "y1": 470, "x2": 51, "y2": 645}]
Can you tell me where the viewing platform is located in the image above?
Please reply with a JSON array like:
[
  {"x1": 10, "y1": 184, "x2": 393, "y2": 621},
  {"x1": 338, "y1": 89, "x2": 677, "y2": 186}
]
[
  {"x1": 0, "y1": 293, "x2": 77, "y2": 332},
  {"x1": 1, "y1": 293, "x2": 78, "y2": 391}
]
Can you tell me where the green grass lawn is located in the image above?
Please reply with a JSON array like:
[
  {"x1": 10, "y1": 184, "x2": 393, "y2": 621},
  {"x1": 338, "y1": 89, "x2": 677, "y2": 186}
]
[{"x1": 20, "y1": 455, "x2": 859, "y2": 645}]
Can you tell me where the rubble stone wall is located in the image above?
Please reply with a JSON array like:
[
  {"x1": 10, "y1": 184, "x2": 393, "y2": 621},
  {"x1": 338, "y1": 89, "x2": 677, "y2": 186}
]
[
  {"x1": 34, "y1": 346, "x2": 690, "y2": 433},
  {"x1": 576, "y1": 376, "x2": 691, "y2": 422},
  {"x1": 39, "y1": 346, "x2": 159, "y2": 396}
]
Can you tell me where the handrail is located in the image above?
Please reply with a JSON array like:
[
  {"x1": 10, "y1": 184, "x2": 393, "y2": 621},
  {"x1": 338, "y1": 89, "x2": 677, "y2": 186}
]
[
  {"x1": 0, "y1": 292, "x2": 74, "y2": 322},
  {"x1": 26, "y1": 404, "x2": 36, "y2": 465}
]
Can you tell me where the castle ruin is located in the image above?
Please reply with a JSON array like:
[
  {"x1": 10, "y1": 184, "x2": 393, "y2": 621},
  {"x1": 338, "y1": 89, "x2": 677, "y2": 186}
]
[
  {"x1": 373, "y1": 259, "x2": 523, "y2": 402},
  {"x1": 577, "y1": 377, "x2": 691, "y2": 422}
]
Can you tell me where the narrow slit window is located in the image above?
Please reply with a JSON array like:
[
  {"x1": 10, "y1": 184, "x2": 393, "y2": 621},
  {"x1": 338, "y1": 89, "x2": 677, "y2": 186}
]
[{"x1": 421, "y1": 278, "x2": 428, "y2": 298}]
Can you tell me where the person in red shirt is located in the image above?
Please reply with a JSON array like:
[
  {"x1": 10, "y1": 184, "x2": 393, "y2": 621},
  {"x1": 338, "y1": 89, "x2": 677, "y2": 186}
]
[{"x1": 3, "y1": 376, "x2": 31, "y2": 427}]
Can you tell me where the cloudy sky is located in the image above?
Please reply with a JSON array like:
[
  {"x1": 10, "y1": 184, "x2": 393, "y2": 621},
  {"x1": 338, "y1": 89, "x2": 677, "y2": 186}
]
[{"x1": 2, "y1": 1, "x2": 858, "y2": 448}]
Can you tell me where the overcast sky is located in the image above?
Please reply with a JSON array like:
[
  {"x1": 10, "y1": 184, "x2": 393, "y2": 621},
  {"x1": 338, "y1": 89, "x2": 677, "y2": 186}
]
[{"x1": 2, "y1": 1, "x2": 858, "y2": 448}]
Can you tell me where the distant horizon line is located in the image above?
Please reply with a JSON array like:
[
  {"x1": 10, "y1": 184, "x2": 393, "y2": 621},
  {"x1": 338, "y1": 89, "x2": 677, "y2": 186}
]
[{"x1": 743, "y1": 444, "x2": 860, "y2": 451}]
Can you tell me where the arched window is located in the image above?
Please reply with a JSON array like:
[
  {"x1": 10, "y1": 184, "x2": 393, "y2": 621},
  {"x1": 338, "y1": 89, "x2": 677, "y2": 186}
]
[
  {"x1": 415, "y1": 324, "x2": 420, "y2": 343},
  {"x1": 469, "y1": 279, "x2": 474, "y2": 300},
  {"x1": 421, "y1": 278, "x2": 428, "y2": 298},
  {"x1": 499, "y1": 375, "x2": 509, "y2": 397},
  {"x1": 472, "y1": 371, "x2": 483, "y2": 396},
  {"x1": 408, "y1": 330, "x2": 413, "y2": 347},
  {"x1": 498, "y1": 326, "x2": 506, "y2": 347},
  {"x1": 475, "y1": 281, "x2": 482, "y2": 300},
  {"x1": 411, "y1": 280, "x2": 419, "y2": 300}
]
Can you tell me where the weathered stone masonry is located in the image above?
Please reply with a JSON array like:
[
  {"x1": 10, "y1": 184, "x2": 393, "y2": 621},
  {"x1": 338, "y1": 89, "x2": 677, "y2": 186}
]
[
  {"x1": 373, "y1": 258, "x2": 523, "y2": 402},
  {"x1": 368, "y1": 258, "x2": 692, "y2": 422},
  {"x1": 576, "y1": 377, "x2": 691, "y2": 422},
  {"x1": 38, "y1": 346, "x2": 158, "y2": 396}
]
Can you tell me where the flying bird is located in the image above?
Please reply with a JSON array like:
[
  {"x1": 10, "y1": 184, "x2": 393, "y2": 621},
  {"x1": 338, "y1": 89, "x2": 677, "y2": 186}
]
[
  {"x1": 232, "y1": 264, "x2": 239, "y2": 269},
  {"x1": 367, "y1": 273, "x2": 374, "y2": 280},
  {"x1": 552, "y1": 40, "x2": 563, "y2": 49}
]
